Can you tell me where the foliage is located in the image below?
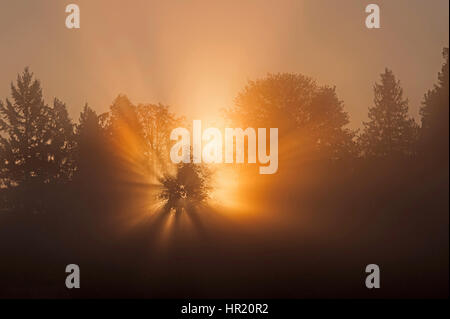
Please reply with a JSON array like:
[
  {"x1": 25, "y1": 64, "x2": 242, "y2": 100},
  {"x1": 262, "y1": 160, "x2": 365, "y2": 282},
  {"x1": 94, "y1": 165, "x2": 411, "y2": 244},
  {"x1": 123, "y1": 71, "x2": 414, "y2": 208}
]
[
  {"x1": 419, "y1": 48, "x2": 449, "y2": 159},
  {"x1": 359, "y1": 69, "x2": 419, "y2": 158},
  {"x1": 158, "y1": 162, "x2": 211, "y2": 212},
  {"x1": 0, "y1": 68, "x2": 75, "y2": 187},
  {"x1": 224, "y1": 73, "x2": 357, "y2": 160}
]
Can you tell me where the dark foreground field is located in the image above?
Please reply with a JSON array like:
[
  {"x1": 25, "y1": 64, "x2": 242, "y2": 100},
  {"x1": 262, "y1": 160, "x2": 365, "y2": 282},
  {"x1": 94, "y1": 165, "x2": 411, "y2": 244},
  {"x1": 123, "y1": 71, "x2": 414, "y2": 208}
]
[{"x1": 0, "y1": 159, "x2": 448, "y2": 299}]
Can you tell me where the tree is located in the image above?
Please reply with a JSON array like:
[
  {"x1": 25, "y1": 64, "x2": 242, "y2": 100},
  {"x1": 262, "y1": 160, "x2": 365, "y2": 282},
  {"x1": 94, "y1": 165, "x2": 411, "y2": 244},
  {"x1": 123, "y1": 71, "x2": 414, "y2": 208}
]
[
  {"x1": 75, "y1": 103, "x2": 105, "y2": 180},
  {"x1": 73, "y1": 103, "x2": 117, "y2": 215},
  {"x1": 0, "y1": 68, "x2": 74, "y2": 187},
  {"x1": 77, "y1": 103, "x2": 100, "y2": 138},
  {"x1": 419, "y1": 48, "x2": 449, "y2": 159},
  {"x1": 305, "y1": 86, "x2": 358, "y2": 159},
  {"x1": 137, "y1": 103, "x2": 184, "y2": 175},
  {"x1": 47, "y1": 98, "x2": 76, "y2": 182},
  {"x1": 159, "y1": 161, "x2": 211, "y2": 213},
  {"x1": 224, "y1": 73, "x2": 356, "y2": 160},
  {"x1": 359, "y1": 69, "x2": 418, "y2": 158},
  {"x1": 99, "y1": 95, "x2": 148, "y2": 181}
]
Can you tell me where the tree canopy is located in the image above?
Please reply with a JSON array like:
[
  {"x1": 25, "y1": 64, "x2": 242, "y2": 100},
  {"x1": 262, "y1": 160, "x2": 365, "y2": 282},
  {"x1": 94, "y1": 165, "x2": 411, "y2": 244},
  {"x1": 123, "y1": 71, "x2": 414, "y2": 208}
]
[{"x1": 224, "y1": 73, "x2": 357, "y2": 160}]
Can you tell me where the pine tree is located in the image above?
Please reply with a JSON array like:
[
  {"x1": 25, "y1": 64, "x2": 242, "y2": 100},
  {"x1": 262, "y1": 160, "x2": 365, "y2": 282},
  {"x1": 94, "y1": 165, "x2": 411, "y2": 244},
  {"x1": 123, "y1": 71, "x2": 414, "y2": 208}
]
[
  {"x1": 73, "y1": 103, "x2": 114, "y2": 211},
  {"x1": 78, "y1": 103, "x2": 99, "y2": 137},
  {"x1": 419, "y1": 48, "x2": 449, "y2": 158},
  {"x1": 75, "y1": 103, "x2": 103, "y2": 178},
  {"x1": 0, "y1": 68, "x2": 74, "y2": 187},
  {"x1": 359, "y1": 69, "x2": 418, "y2": 158},
  {"x1": 48, "y1": 98, "x2": 76, "y2": 182},
  {"x1": 0, "y1": 68, "x2": 53, "y2": 186}
]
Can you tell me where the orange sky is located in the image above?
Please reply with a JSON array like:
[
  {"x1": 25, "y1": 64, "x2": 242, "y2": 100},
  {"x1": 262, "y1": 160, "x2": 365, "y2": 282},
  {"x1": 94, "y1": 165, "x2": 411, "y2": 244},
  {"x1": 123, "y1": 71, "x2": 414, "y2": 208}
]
[{"x1": 0, "y1": 0, "x2": 448, "y2": 127}]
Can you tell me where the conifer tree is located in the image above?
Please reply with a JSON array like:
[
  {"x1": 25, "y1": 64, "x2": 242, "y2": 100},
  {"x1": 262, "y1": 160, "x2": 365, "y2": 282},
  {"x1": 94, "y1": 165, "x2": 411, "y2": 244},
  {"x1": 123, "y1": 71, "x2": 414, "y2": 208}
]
[
  {"x1": 420, "y1": 48, "x2": 449, "y2": 158},
  {"x1": 0, "y1": 68, "x2": 74, "y2": 187},
  {"x1": 359, "y1": 69, "x2": 418, "y2": 158}
]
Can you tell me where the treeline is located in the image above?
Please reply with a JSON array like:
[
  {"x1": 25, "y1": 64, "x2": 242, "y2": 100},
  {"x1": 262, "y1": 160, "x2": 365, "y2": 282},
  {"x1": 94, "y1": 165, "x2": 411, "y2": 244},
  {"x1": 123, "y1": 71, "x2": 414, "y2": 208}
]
[
  {"x1": 225, "y1": 49, "x2": 448, "y2": 163},
  {"x1": 0, "y1": 48, "x2": 448, "y2": 213},
  {"x1": 0, "y1": 76, "x2": 183, "y2": 213},
  {"x1": 0, "y1": 49, "x2": 447, "y2": 299}
]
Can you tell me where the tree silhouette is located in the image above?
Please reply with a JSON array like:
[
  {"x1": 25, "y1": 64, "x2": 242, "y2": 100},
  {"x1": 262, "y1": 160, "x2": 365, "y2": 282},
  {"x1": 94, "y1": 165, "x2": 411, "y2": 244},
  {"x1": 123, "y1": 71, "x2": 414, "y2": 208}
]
[
  {"x1": 359, "y1": 68, "x2": 418, "y2": 158},
  {"x1": 78, "y1": 103, "x2": 100, "y2": 138},
  {"x1": 0, "y1": 68, "x2": 74, "y2": 187},
  {"x1": 75, "y1": 103, "x2": 106, "y2": 182},
  {"x1": 48, "y1": 98, "x2": 76, "y2": 182},
  {"x1": 99, "y1": 95, "x2": 149, "y2": 182},
  {"x1": 306, "y1": 86, "x2": 358, "y2": 159},
  {"x1": 137, "y1": 103, "x2": 184, "y2": 176},
  {"x1": 159, "y1": 161, "x2": 211, "y2": 213},
  {"x1": 420, "y1": 48, "x2": 449, "y2": 160},
  {"x1": 224, "y1": 73, "x2": 356, "y2": 160}
]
